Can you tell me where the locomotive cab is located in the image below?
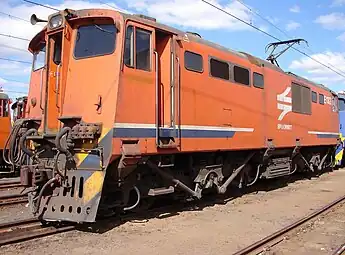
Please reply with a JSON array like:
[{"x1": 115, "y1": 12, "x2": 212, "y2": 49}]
[
  {"x1": 336, "y1": 92, "x2": 345, "y2": 166},
  {"x1": 11, "y1": 96, "x2": 28, "y2": 122},
  {"x1": 0, "y1": 90, "x2": 11, "y2": 168}
]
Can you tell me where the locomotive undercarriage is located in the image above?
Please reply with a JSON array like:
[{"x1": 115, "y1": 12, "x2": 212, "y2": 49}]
[
  {"x1": 14, "y1": 118, "x2": 336, "y2": 222},
  {"x1": 98, "y1": 143, "x2": 336, "y2": 219}
]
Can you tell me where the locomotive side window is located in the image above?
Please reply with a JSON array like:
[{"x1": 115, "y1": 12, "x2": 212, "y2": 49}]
[
  {"x1": 339, "y1": 98, "x2": 345, "y2": 111},
  {"x1": 234, "y1": 66, "x2": 250, "y2": 86},
  {"x1": 74, "y1": 23, "x2": 117, "y2": 59},
  {"x1": 291, "y1": 82, "x2": 311, "y2": 114},
  {"x1": 210, "y1": 58, "x2": 229, "y2": 80},
  {"x1": 253, "y1": 72, "x2": 264, "y2": 88},
  {"x1": 319, "y1": 94, "x2": 325, "y2": 105},
  {"x1": 33, "y1": 42, "x2": 46, "y2": 71},
  {"x1": 312, "y1": 91, "x2": 317, "y2": 103},
  {"x1": 124, "y1": 26, "x2": 152, "y2": 71},
  {"x1": 184, "y1": 51, "x2": 203, "y2": 73},
  {"x1": 136, "y1": 28, "x2": 151, "y2": 71},
  {"x1": 124, "y1": 26, "x2": 134, "y2": 67},
  {"x1": 0, "y1": 99, "x2": 9, "y2": 117}
]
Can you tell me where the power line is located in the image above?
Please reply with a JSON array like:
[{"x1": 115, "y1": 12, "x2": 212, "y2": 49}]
[
  {"x1": 0, "y1": 77, "x2": 29, "y2": 84},
  {"x1": 0, "y1": 43, "x2": 29, "y2": 53},
  {"x1": 235, "y1": 0, "x2": 345, "y2": 77},
  {"x1": 0, "y1": 57, "x2": 31, "y2": 64},
  {"x1": 23, "y1": 0, "x2": 59, "y2": 11},
  {"x1": 201, "y1": 0, "x2": 345, "y2": 80},
  {"x1": 2, "y1": 90, "x2": 27, "y2": 94},
  {"x1": 0, "y1": 11, "x2": 30, "y2": 24},
  {"x1": 0, "y1": 33, "x2": 30, "y2": 42},
  {"x1": 99, "y1": 1, "x2": 119, "y2": 10}
]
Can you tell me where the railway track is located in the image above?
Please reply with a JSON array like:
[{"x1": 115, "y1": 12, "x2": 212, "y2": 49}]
[
  {"x1": 0, "y1": 218, "x2": 75, "y2": 247},
  {"x1": 333, "y1": 243, "x2": 345, "y2": 255},
  {"x1": 0, "y1": 193, "x2": 28, "y2": 206},
  {"x1": 0, "y1": 181, "x2": 23, "y2": 190},
  {"x1": 233, "y1": 194, "x2": 345, "y2": 255}
]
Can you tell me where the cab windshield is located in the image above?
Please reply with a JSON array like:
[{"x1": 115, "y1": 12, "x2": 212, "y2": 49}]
[{"x1": 74, "y1": 23, "x2": 117, "y2": 59}]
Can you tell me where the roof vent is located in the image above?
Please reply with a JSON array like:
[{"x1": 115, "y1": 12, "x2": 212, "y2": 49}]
[
  {"x1": 186, "y1": 31, "x2": 201, "y2": 38},
  {"x1": 135, "y1": 14, "x2": 156, "y2": 22}
]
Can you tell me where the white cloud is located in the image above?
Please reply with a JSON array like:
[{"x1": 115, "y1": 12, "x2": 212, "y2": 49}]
[
  {"x1": 337, "y1": 32, "x2": 345, "y2": 41},
  {"x1": 331, "y1": 0, "x2": 345, "y2": 7},
  {"x1": 289, "y1": 51, "x2": 345, "y2": 90},
  {"x1": 286, "y1": 21, "x2": 300, "y2": 31},
  {"x1": 124, "y1": 0, "x2": 255, "y2": 31},
  {"x1": 315, "y1": 12, "x2": 345, "y2": 30},
  {"x1": 289, "y1": 5, "x2": 300, "y2": 13}
]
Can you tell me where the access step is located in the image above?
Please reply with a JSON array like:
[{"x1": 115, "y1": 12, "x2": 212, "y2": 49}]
[{"x1": 148, "y1": 186, "x2": 175, "y2": 196}]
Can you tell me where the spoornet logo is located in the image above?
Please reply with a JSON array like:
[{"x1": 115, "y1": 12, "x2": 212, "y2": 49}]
[{"x1": 277, "y1": 87, "x2": 292, "y2": 130}]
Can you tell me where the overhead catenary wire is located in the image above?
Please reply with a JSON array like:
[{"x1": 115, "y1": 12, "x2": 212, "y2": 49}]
[
  {"x1": 0, "y1": 57, "x2": 31, "y2": 64},
  {"x1": 0, "y1": 11, "x2": 31, "y2": 24},
  {"x1": 0, "y1": 10, "x2": 45, "y2": 27},
  {"x1": 1, "y1": 90, "x2": 27, "y2": 95},
  {"x1": 201, "y1": 0, "x2": 345, "y2": 80},
  {"x1": 0, "y1": 43, "x2": 29, "y2": 53},
  {"x1": 22, "y1": 0, "x2": 59, "y2": 11},
  {"x1": 0, "y1": 76, "x2": 29, "y2": 84},
  {"x1": 0, "y1": 33, "x2": 30, "y2": 42},
  {"x1": 234, "y1": 0, "x2": 345, "y2": 77}
]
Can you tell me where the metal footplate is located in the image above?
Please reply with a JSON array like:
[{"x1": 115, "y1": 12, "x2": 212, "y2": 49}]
[{"x1": 148, "y1": 186, "x2": 175, "y2": 196}]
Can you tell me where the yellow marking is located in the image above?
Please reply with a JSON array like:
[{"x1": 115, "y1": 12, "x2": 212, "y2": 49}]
[
  {"x1": 336, "y1": 149, "x2": 343, "y2": 162},
  {"x1": 76, "y1": 127, "x2": 112, "y2": 167},
  {"x1": 83, "y1": 171, "x2": 105, "y2": 204},
  {"x1": 335, "y1": 133, "x2": 344, "y2": 164},
  {"x1": 76, "y1": 153, "x2": 88, "y2": 167}
]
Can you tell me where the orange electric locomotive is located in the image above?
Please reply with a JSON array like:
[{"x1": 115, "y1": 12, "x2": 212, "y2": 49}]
[
  {"x1": 1, "y1": 95, "x2": 28, "y2": 176},
  {"x1": 13, "y1": 8, "x2": 339, "y2": 223},
  {"x1": 0, "y1": 90, "x2": 11, "y2": 172}
]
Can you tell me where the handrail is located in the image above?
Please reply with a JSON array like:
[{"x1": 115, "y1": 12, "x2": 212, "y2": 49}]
[
  {"x1": 154, "y1": 50, "x2": 159, "y2": 147},
  {"x1": 170, "y1": 51, "x2": 175, "y2": 127},
  {"x1": 55, "y1": 64, "x2": 61, "y2": 110},
  {"x1": 176, "y1": 56, "x2": 181, "y2": 147},
  {"x1": 39, "y1": 67, "x2": 45, "y2": 111}
]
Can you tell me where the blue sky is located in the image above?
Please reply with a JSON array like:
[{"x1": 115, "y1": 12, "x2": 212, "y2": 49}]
[{"x1": 1, "y1": 0, "x2": 345, "y2": 101}]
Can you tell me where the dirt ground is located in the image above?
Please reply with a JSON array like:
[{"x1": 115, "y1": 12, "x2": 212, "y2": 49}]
[
  {"x1": 2, "y1": 169, "x2": 345, "y2": 255},
  {"x1": 267, "y1": 197, "x2": 345, "y2": 255}
]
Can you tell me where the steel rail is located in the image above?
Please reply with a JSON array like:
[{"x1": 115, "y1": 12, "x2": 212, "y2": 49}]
[
  {"x1": 332, "y1": 243, "x2": 345, "y2": 255},
  {"x1": 0, "y1": 193, "x2": 28, "y2": 206},
  {"x1": 0, "y1": 183, "x2": 23, "y2": 190},
  {"x1": 233, "y1": 194, "x2": 345, "y2": 255},
  {"x1": 0, "y1": 219, "x2": 75, "y2": 246}
]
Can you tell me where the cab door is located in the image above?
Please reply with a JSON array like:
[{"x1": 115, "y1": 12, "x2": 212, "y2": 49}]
[
  {"x1": 118, "y1": 21, "x2": 180, "y2": 149},
  {"x1": 43, "y1": 23, "x2": 72, "y2": 134}
]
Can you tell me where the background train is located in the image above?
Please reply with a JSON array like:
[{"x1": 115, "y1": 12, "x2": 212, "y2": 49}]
[
  {"x1": 0, "y1": 89, "x2": 11, "y2": 172},
  {"x1": 11, "y1": 8, "x2": 340, "y2": 223},
  {"x1": 336, "y1": 91, "x2": 345, "y2": 167},
  {"x1": 0, "y1": 90, "x2": 27, "y2": 176}
]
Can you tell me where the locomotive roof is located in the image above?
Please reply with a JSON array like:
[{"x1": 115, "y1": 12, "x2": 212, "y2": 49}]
[
  {"x1": 123, "y1": 12, "x2": 337, "y2": 95},
  {"x1": 29, "y1": 8, "x2": 337, "y2": 96},
  {"x1": 0, "y1": 92, "x2": 9, "y2": 100}
]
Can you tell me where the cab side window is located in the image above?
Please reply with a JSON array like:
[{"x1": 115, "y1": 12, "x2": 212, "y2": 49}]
[
  {"x1": 124, "y1": 25, "x2": 152, "y2": 71},
  {"x1": 0, "y1": 99, "x2": 9, "y2": 117}
]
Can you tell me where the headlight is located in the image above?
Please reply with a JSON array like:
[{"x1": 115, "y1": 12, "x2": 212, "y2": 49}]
[{"x1": 49, "y1": 14, "x2": 63, "y2": 29}]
